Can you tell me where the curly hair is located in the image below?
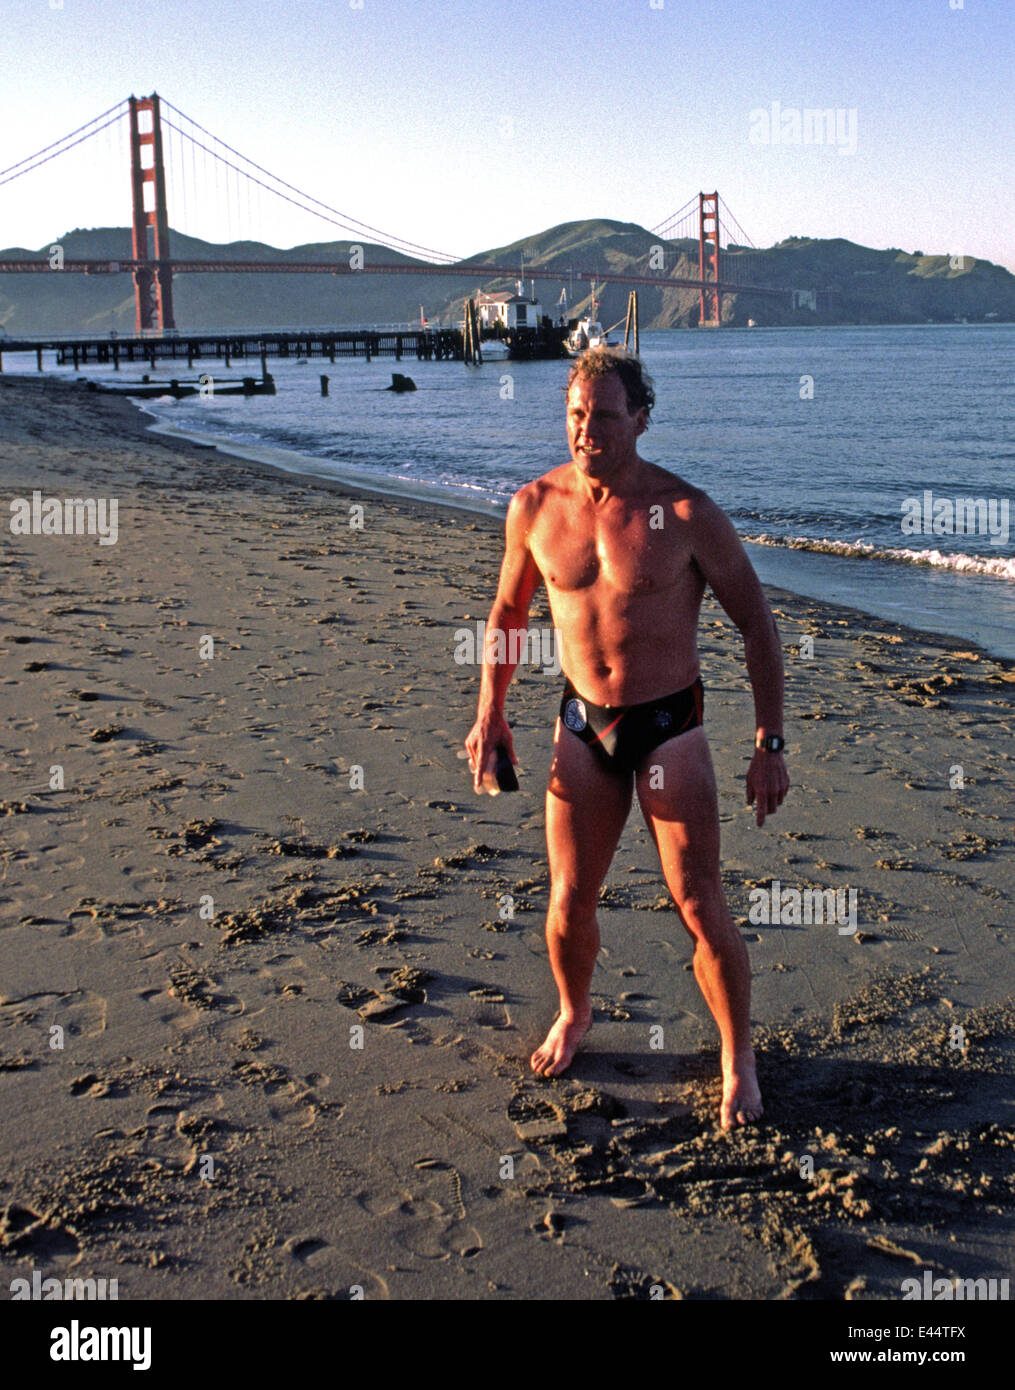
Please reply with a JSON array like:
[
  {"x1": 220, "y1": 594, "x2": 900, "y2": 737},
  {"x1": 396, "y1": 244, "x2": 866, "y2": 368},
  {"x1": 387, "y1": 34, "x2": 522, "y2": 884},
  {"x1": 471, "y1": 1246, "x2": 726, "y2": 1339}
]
[{"x1": 566, "y1": 346, "x2": 655, "y2": 423}]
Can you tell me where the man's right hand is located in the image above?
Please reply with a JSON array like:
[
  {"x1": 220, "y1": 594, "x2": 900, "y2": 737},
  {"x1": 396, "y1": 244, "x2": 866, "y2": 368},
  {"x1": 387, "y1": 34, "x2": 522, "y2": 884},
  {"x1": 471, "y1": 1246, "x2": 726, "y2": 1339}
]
[
  {"x1": 464, "y1": 710, "x2": 517, "y2": 795},
  {"x1": 746, "y1": 748, "x2": 789, "y2": 827}
]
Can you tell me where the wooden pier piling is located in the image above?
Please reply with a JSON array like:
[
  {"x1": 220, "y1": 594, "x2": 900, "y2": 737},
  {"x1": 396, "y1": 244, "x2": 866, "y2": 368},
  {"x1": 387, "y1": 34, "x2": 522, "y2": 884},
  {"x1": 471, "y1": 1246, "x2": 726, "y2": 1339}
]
[
  {"x1": 623, "y1": 290, "x2": 640, "y2": 355},
  {"x1": 8, "y1": 322, "x2": 566, "y2": 377}
]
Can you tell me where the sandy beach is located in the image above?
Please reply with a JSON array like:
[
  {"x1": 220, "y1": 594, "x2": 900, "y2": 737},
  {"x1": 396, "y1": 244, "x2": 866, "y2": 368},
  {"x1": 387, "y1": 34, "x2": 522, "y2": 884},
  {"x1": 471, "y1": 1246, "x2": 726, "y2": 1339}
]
[{"x1": 1, "y1": 372, "x2": 1013, "y2": 1302}]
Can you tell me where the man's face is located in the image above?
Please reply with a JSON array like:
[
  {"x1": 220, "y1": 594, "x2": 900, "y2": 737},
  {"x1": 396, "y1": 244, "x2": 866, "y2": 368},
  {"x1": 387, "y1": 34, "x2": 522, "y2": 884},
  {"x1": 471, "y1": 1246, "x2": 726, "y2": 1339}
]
[{"x1": 566, "y1": 372, "x2": 647, "y2": 479}]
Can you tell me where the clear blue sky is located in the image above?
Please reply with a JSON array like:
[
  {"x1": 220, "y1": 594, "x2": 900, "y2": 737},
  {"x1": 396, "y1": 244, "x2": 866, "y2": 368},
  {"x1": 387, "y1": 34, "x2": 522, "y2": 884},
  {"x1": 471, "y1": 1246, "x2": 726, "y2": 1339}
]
[{"x1": 2, "y1": 0, "x2": 1012, "y2": 269}]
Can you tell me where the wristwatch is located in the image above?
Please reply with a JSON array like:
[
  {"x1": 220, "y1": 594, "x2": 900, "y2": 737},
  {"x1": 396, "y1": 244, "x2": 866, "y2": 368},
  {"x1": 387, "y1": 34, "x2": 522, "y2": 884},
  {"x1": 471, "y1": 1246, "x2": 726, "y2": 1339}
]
[{"x1": 756, "y1": 734, "x2": 785, "y2": 752}]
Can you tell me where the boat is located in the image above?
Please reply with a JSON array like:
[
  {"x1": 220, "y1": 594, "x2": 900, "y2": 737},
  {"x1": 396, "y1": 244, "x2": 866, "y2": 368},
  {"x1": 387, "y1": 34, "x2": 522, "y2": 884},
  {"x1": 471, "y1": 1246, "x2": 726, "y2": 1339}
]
[
  {"x1": 94, "y1": 374, "x2": 276, "y2": 399},
  {"x1": 477, "y1": 337, "x2": 510, "y2": 361},
  {"x1": 454, "y1": 318, "x2": 511, "y2": 361},
  {"x1": 565, "y1": 282, "x2": 612, "y2": 356},
  {"x1": 566, "y1": 317, "x2": 610, "y2": 354}
]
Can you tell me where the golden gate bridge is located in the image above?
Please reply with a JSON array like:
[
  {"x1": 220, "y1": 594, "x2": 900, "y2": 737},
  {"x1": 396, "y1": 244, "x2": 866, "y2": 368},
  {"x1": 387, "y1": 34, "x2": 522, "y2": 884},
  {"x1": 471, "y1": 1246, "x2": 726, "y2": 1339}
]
[{"x1": 0, "y1": 92, "x2": 787, "y2": 338}]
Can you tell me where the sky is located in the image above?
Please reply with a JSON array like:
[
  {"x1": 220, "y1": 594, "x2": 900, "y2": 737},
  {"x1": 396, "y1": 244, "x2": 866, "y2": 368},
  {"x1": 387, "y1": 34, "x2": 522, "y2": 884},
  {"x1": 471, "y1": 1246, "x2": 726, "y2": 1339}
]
[{"x1": 1, "y1": 0, "x2": 1013, "y2": 270}]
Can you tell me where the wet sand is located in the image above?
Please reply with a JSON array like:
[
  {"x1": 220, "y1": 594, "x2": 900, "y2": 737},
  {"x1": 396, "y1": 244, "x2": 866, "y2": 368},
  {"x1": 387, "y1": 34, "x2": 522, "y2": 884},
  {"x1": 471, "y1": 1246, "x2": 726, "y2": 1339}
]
[{"x1": 1, "y1": 373, "x2": 1013, "y2": 1300}]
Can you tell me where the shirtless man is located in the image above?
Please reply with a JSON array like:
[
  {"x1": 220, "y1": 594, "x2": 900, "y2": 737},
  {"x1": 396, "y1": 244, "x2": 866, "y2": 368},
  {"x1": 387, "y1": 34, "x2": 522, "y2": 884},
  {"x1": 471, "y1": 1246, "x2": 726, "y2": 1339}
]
[{"x1": 465, "y1": 347, "x2": 788, "y2": 1128}]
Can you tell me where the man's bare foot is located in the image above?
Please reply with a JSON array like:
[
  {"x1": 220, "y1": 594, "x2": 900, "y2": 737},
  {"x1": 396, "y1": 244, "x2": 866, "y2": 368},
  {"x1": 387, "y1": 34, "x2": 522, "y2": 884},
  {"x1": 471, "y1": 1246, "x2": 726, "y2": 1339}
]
[
  {"x1": 720, "y1": 1049, "x2": 763, "y2": 1129},
  {"x1": 530, "y1": 1012, "x2": 591, "y2": 1077}
]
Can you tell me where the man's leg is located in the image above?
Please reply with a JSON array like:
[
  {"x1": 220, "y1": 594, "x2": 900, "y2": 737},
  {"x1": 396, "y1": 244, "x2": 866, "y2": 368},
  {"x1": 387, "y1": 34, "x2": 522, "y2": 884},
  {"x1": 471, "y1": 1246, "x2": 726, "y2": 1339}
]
[
  {"x1": 635, "y1": 728, "x2": 763, "y2": 1128},
  {"x1": 530, "y1": 719, "x2": 633, "y2": 1077}
]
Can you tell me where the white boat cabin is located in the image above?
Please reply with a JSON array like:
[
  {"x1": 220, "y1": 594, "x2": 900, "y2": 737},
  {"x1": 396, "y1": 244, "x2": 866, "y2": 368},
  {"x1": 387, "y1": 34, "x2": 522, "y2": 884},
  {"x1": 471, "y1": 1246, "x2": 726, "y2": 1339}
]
[{"x1": 477, "y1": 282, "x2": 543, "y2": 331}]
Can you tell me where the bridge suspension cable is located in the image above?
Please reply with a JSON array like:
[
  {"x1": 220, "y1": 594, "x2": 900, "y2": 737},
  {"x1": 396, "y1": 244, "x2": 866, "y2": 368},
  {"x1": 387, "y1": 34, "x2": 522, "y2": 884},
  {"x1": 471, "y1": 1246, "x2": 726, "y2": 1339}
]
[
  {"x1": 717, "y1": 199, "x2": 756, "y2": 250},
  {"x1": 0, "y1": 100, "x2": 129, "y2": 187},
  {"x1": 0, "y1": 92, "x2": 773, "y2": 316},
  {"x1": 648, "y1": 191, "x2": 764, "y2": 293},
  {"x1": 160, "y1": 98, "x2": 461, "y2": 265},
  {"x1": 649, "y1": 195, "x2": 700, "y2": 241},
  {"x1": 715, "y1": 197, "x2": 762, "y2": 287}
]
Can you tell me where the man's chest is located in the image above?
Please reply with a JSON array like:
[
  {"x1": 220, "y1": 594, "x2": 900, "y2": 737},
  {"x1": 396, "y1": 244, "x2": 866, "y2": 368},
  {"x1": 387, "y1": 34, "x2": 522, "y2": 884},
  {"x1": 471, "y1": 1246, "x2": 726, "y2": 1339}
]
[{"x1": 532, "y1": 506, "x2": 695, "y2": 598}]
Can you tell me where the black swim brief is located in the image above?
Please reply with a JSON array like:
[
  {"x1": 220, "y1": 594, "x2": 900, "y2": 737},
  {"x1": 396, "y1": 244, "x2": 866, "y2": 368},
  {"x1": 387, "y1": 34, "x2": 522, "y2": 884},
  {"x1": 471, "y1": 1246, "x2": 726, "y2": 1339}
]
[{"x1": 558, "y1": 676, "x2": 704, "y2": 775}]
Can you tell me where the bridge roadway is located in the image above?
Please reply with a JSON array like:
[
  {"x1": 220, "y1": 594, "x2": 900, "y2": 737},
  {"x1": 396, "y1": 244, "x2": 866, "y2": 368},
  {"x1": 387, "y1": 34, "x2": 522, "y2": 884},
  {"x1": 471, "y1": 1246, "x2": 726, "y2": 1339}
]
[{"x1": 0, "y1": 256, "x2": 786, "y2": 298}]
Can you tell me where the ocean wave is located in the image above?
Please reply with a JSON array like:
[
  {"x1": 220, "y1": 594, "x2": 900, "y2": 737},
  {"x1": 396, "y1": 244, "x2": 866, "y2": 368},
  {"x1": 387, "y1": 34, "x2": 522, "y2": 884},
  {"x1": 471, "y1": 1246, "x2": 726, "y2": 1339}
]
[{"x1": 743, "y1": 534, "x2": 1015, "y2": 582}]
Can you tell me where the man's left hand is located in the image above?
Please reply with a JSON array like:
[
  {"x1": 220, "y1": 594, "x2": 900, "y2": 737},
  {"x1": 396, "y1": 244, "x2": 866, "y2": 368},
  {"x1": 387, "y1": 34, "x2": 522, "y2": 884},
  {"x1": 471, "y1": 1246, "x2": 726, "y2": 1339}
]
[{"x1": 746, "y1": 750, "x2": 789, "y2": 827}]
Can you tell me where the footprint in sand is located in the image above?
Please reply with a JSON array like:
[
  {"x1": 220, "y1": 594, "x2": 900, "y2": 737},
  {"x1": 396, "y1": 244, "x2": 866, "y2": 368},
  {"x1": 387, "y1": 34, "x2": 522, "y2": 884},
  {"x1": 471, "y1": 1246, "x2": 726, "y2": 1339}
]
[
  {"x1": 0, "y1": 988, "x2": 107, "y2": 1046},
  {"x1": 0, "y1": 1204, "x2": 81, "y2": 1265},
  {"x1": 508, "y1": 1090, "x2": 568, "y2": 1143},
  {"x1": 395, "y1": 1161, "x2": 484, "y2": 1261},
  {"x1": 60, "y1": 989, "x2": 109, "y2": 1041},
  {"x1": 469, "y1": 986, "x2": 512, "y2": 1031},
  {"x1": 138, "y1": 984, "x2": 204, "y2": 1037},
  {"x1": 263, "y1": 1074, "x2": 323, "y2": 1129},
  {"x1": 232, "y1": 1057, "x2": 334, "y2": 1129},
  {"x1": 139, "y1": 960, "x2": 245, "y2": 1037},
  {"x1": 45, "y1": 844, "x2": 89, "y2": 876},
  {"x1": 251, "y1": 951, "x2": 317, "y2": 1001},
  {"x1": 608, "y1": 1263, "x2": 683, "y2": 1300},
  {"x1": 69, "y1": 1072, "x2": 116, "y2": 1098},
  {"x1": 279, "y1": 1238, "x2": 390, "y2": 1297},
  {"x1": 282, "y1": 1235, "x2": 331, "y2": 1267},
  {"x1": 391, "y1": 1197, "x2": 458, "y2": 1259},
  {"x1": 139, "y1": 1105, "x2": 202, "y2": 1172},
  {"x1": 354, "y1": 1160, "x2": 483, "y2": 1261}
]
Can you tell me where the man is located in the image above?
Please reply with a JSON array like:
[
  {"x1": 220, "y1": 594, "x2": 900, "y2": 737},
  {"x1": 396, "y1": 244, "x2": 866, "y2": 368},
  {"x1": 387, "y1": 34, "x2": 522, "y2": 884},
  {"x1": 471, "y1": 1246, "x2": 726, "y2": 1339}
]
[{"x1": 464, "y1": 347, "x2": 788, "y2": 1128}]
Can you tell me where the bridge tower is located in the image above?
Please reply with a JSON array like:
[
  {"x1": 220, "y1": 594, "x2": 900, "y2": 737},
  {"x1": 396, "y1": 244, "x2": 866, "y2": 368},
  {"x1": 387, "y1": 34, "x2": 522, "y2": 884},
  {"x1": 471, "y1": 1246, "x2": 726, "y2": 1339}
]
[
  {"x1": 698, "y1": 191, "x2": 720, "y2": 328},
  {"x1": 128, "y1": 93, "x2": 175, "y2": 332}
]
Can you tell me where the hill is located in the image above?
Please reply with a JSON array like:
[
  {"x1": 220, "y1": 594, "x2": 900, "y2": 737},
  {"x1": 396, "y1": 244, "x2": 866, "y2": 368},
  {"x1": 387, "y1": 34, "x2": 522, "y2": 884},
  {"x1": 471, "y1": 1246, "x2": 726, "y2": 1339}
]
[
  {"x1": 1, "y1": 220, "x2": 1013, "y2": 335},
  {"x1": 465, "y1": 221, "x2": 1015, "y2": 329},
  {"x1": 0, "y1": 227, "x2": 475, "y2": 336}
]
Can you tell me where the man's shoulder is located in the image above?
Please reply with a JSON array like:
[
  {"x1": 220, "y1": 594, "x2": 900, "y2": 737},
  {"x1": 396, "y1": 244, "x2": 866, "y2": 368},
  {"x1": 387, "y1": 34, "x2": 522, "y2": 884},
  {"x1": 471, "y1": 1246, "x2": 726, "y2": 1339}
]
[
  {"x1": 638, "y1": 460, "x2": 720, "y2": 516},
  {"x1": 509, "y1": 464, "x2": 572, "y2": 514}
]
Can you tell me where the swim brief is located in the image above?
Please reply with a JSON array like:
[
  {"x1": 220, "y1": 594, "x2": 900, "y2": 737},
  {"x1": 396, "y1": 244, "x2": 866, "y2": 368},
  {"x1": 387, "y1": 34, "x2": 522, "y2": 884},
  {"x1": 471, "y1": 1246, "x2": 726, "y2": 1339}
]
[{"x1": 558, "y1": 675, "x2": 704, "y2": 775}]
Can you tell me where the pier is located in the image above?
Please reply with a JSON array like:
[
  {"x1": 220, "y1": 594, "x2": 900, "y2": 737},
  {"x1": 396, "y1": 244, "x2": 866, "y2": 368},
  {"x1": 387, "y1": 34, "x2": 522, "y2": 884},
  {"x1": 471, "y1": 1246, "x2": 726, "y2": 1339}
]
[{"x1": 0, "y1": 324, "x2": 569, "y2": 373}]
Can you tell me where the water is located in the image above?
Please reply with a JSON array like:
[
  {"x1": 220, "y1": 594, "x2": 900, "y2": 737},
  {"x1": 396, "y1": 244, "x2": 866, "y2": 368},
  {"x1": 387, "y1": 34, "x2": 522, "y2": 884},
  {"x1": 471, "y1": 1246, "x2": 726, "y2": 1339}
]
[{"x1": 11, "y1": 324, "x2": 1015, "y2": 659}]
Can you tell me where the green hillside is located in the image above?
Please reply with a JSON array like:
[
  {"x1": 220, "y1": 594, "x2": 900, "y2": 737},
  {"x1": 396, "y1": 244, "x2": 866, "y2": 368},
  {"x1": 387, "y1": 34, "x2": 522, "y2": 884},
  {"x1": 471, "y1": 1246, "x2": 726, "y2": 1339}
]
[
  {"x1": 467, "y1": 221, "x2": 1015, "y2": 328},
  {"x1": 2, "y1": 220, "x2": 1013, "y2": 335},
  {"x1": 0, "y1": 227, "x2": 472, "y2": 335}
]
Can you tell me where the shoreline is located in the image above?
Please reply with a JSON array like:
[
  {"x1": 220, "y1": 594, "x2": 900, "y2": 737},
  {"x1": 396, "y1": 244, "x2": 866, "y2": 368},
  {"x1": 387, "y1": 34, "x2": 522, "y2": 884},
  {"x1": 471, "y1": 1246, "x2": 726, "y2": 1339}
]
[
  {"x1": 140, "y1": 410, "x2": 510, "y2": 522},
  {"x1": 2, "y1": 369, "x2": 1013, "y2": 1301},
  {"x1": 145, "y1": 406, "x2": 1015, "y2": 660},
  {"x1": 5, "y1": 371, "x2": 1011, "y2": 672}
]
